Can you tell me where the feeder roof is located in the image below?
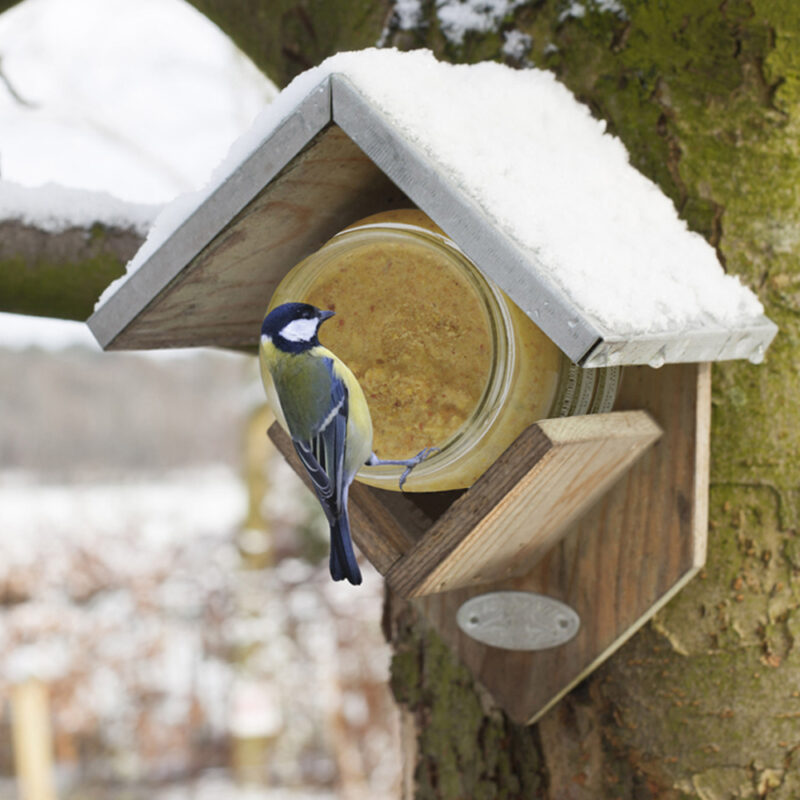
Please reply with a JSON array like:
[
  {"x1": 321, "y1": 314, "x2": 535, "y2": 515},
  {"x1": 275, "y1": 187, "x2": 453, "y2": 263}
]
[{"x1": 88, "y1": 49, "x2": 776, "y2": 367}]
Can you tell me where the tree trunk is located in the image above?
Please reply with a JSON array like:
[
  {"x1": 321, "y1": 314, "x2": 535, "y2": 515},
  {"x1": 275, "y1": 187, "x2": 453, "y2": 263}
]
[
  {"x1": 186, "y1": 0, "x2": 394, "y2": 91},
  {"x1": 309, "y1": 2, "x2": 794, "y2": 795},
  {"x1": 374, "y1": 2, "x2": 800, "y2": 796},
  {"x1": 4, "y1": 0, "x2": 799, "y2": 795}
]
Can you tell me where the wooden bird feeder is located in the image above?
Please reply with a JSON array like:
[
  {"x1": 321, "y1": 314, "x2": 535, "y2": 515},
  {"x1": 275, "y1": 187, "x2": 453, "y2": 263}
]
[{"x1": 88, "y1": 56, "x2": 777, "y2": 725}]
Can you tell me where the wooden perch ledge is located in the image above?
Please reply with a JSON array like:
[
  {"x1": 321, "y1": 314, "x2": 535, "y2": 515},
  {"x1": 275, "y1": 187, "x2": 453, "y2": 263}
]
[{"x1": 269, "y1": 409, "x2": 662, "y2": 598}]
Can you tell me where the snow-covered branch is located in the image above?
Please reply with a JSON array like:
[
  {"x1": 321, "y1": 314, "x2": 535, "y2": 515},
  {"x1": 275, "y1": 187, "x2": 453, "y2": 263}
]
[{"x1": 0, "y1": 181, "x2": 158, "y2": 321}]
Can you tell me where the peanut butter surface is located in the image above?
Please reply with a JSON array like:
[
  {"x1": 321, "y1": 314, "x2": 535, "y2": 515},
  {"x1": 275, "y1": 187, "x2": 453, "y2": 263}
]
[{"x1": 306, "y1": 238, "x2": 492, "y2": 459}]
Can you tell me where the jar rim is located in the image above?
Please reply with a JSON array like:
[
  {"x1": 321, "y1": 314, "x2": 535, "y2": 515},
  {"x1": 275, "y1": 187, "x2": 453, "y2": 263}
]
[
  {"x1": 270, "y1": 220, "x2": 516, "y2": 490},
  {"x1": 351, "y1": 223, "x2": 516, "y2": 489}
]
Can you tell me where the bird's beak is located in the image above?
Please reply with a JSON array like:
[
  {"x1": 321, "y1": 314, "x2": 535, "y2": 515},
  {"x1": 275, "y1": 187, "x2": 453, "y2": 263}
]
[{"x1": 319, "y1": 310, "x2": 335, "y2": 322}]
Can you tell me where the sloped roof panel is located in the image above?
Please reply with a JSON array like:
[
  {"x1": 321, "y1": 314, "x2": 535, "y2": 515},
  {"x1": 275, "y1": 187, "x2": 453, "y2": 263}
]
[{"x1": 88, "y1": 50, "x2": 776, "y2": 365}]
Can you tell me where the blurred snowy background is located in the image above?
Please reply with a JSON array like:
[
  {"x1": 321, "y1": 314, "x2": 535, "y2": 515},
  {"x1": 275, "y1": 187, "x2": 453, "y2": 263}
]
[{"x1": 0, "y1": 1, "x2": 400, "y2": 798}]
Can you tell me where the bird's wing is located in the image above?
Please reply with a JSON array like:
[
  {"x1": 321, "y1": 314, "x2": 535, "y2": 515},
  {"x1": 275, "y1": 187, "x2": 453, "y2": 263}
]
[{"x1": 291, "y1": 361, "x2": 349, "y2": 521}]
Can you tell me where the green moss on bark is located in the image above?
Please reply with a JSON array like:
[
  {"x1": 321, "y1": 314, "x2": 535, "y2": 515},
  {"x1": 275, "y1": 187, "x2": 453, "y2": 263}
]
[
  {"x1": 390, "y1": 601, "x2": 547, "y2": 799},
  {"x1": 379, "y1": 0, "x2": 800, "y2": 795},
  {"x1": 0, "y1": 222, "x2": 139, "y2": 321},
  {"x1": 0, "y1": 254, "x2": 123, "y2": 320}
]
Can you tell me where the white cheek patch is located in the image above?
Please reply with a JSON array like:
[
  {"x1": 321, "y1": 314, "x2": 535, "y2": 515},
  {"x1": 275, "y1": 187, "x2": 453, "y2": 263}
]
[
  {"x1": 260, "y1": 333, "x2": 271, "y2": 345},
  {"x1": 280, "y1": 317, "x2": 318, "y2": 343}
]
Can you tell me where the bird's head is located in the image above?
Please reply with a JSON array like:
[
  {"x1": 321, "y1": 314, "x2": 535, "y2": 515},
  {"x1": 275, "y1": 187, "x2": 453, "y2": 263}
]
[{"x1": 260, "y1": 302, "x2": 335, "y2": 353}]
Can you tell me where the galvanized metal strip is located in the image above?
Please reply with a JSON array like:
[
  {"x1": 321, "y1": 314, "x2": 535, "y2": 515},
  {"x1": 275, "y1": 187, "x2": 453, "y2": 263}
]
[
  {"x1": 581, "y1": 316, "x2": 779, "y2": 367},
  {"x1": 331, "y1": 74, "x2": 779, "y2": 368},
  {"x1": 88, "y1": 77, "x2": 334, "y2": 349},
  {"x1": 330, "y1": 73, "x2": 604, "y2": 366}
]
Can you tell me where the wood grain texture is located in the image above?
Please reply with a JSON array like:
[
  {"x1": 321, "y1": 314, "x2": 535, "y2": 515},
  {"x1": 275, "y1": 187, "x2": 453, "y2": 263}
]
[
  {"x1": 415, "y1": 362, "x2": 711, "y2": 724},
  {"x1": 385, "y1": 411, "x2": 661, "y2": 598},
  {"x1": 110, "y1": 125, "x2": 409, "y2": 350},
  {"x1": 271, "y1": 410, "x2": 660, "y2": 593},
  {"x1": 269, "y1": 364, "x2": 708, "y2": 725}
]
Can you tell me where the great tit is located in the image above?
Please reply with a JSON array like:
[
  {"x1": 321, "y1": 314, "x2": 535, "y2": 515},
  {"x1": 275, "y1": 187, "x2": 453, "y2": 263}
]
[{"x1": 259, "y1": 302, "x2": 434, "y2": 586}]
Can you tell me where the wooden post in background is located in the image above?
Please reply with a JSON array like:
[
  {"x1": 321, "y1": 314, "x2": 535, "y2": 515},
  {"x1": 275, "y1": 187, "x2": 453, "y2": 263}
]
[
  {"x1": 231, "y1": 404, "x2": 282, "y2": 785},
  {"x1": 11, "y1": 679, "x2": 57, "y2": 800}
]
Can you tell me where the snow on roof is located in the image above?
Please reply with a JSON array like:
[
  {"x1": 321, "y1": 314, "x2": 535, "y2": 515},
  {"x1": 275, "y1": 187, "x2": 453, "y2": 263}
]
[
  {"x1": 324, "y1": 50, "x2": 763, "y2": 337},
  {"x1": 94, "y1": 48, "x2": 775, "y2": 363}
]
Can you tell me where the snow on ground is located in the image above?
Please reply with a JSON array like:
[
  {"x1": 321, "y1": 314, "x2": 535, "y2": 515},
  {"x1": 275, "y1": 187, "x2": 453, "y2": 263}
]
[
  {"x1": 0, "y1": 466, "x2": 247, "y2": 556},
  {"x1": 154, "y1": 778, "x2": 335, "y2": 800},
  {"x1": 0, "y1": 466, "x2": 399, "y2": 794},
  {"x1": 0, "y1": 777, "x2": 335, "y2": 800}
]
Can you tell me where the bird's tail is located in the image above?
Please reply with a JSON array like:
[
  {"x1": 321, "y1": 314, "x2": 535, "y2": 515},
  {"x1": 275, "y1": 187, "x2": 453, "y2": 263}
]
[{"x1": 329, "y1": 509, "x2": 362, "y2": 585}]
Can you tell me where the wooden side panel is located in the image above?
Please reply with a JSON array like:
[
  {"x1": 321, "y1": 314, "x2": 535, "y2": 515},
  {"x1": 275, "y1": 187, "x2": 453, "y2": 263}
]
[
  {"x1": 385, "y1": 412, "x2": 661, "y2": 598},
  {"x1": 111, "y1": 125, "x2": 409, "y2": 350},
  {"x1": 416, "y1": 363, "x2": 711, "y2": 725}
]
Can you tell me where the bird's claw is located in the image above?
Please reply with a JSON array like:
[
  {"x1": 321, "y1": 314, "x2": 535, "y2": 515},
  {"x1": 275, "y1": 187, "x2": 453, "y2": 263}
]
[{"x1": 399, "y1": 446, "x2": 440, "y2": 491}]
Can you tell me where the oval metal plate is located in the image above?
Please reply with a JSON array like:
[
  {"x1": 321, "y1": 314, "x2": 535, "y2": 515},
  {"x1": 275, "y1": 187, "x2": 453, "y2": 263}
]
[{"x1": 456, "y1": 591, "x2": 580, "y2": 651}]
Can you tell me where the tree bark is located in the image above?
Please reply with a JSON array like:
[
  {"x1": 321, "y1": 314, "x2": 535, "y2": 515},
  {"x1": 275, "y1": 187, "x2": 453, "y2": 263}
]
[
  {"x1": 363, "y1": 2, "x2": 795, "y2": 796},
  {"x1": 185, "y1": 0, "x2": 394, "y2": 89}
]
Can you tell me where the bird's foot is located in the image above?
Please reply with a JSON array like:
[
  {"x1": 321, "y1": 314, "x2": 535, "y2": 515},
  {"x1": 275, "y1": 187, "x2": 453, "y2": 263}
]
[
  {"x1": 398, "y1": 446, "x2": 440, "y2": 490},
  {"x1": 367, "y1": 446, "x2": 440, "y2": 490}
]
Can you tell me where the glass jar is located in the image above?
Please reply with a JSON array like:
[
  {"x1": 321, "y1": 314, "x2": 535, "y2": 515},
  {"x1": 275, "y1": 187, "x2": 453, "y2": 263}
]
[{"x1": 266, "y1": 210, "x2": 620, "y2": 492}]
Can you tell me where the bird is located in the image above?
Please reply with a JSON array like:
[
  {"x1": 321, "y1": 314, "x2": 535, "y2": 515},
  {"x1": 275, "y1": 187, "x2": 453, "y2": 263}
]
[{"x1": 259, "y1": 302, "x2": 435, "y2": 585}]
